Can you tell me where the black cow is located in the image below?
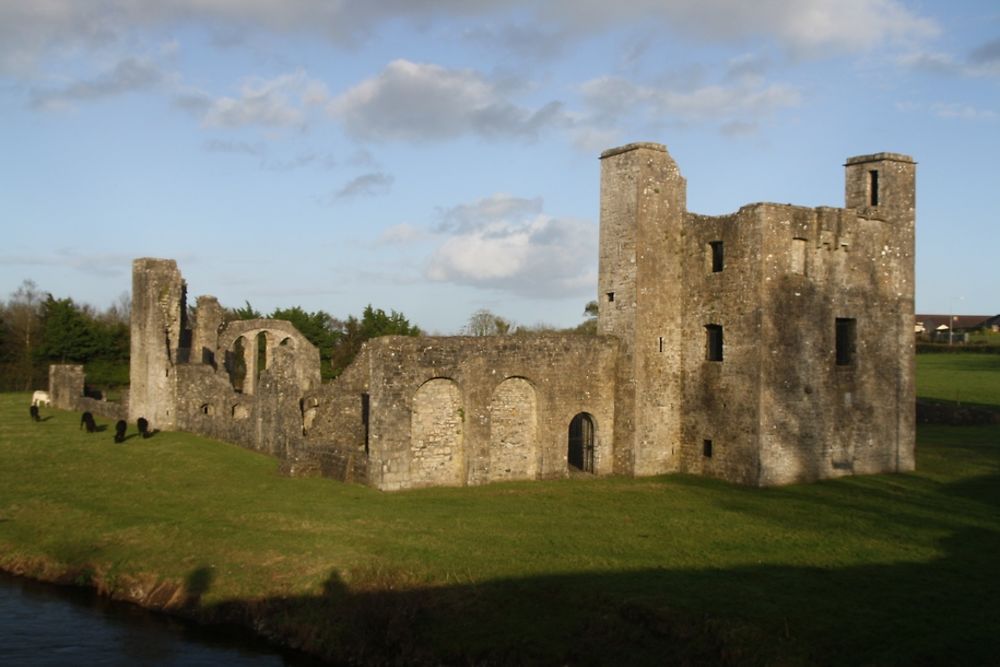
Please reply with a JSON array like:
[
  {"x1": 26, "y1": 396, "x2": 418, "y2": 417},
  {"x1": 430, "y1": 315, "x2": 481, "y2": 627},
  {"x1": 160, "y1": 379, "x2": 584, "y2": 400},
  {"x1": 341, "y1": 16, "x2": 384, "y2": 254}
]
[
  {"x1": 80, "y1": 411, "x2": 97, "y2": 433},
  {"x1": 137, "y1": 417, "x2": 150, "y2": 439},
  {"x1": 114, "y1": 420, "x2": 127, "y2": 443},
  {"x1": 29, "y1": 405, "x2": 40, "y2": 422}
]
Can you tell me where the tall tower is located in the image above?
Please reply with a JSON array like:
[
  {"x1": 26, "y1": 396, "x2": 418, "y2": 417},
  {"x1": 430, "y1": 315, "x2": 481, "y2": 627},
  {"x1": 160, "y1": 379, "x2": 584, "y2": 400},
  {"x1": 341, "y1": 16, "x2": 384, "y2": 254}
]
[
  {"x1": 129, "y1": 258, "x2": 186, "y2": 430},
  {"x1": 597, "y1": 143, "x2": 687, "y2": 475},
  {"x1": 844, "y1": 153, "x2": 917, "y2": 472}
]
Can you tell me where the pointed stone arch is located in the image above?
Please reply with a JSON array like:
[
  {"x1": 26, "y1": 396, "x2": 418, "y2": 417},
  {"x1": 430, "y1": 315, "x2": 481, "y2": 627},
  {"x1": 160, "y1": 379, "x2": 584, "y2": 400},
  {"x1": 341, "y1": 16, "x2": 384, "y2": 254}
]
[
  {"x1": 410, "y1": 378, "x2": 464, "y2": 486},
  {"x1": 488, "y1": 377, "x2": 538, "y2": 482}
]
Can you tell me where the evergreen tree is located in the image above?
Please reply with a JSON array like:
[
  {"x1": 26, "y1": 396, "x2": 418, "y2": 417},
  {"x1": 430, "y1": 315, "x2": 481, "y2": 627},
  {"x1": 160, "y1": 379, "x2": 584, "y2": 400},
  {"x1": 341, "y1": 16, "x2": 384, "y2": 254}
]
[
  {"x1": 329, "y1": 305, "x2": 421, "y2": 377},
  {"x1": 37, "y1": 296, "x2": 98, "y2": 362}
]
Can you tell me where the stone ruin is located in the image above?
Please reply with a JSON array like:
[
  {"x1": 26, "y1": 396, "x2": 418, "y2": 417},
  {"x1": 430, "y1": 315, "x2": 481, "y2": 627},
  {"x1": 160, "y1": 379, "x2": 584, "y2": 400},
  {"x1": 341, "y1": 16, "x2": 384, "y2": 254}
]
[{"x1": 49, "y1": 142, "x2": 916, "y2": 489}]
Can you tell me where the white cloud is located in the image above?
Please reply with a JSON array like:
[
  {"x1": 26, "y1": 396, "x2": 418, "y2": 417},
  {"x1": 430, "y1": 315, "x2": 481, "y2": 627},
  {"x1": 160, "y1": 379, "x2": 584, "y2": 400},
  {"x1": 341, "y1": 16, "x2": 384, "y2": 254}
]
[
  {"x1": 435, "y1": 194, "x2": 543, "y2": 233},
  {"x1": 202, "y1": 71, "x2": 329, "y2": 129},
  {"x1": 0, "y1": 0, "x2": 938, "y2": 75},
  {"x1": 29, "y1": 57, "x2": 164, "y2": 110},
  {"x1": 578, "y1": 74, "x2": 801, "y2": 127},
  {"x1": 330, "y1": 59, "x2": 563, "y2": 142},
  {"x1": 0, "y1": 249, "x2": 134, "y2": 278},
  {"x1": 335, "y1": 172, "x2": 394, "y2": 199},
  {"x1": 377, "y1": 223, "x2": 428, "y2": 245},
  {"x1": 897, "y1": 37, "x2": 1000, "y2": 79},
  {"x1": 931, "y1": 103, "x2": 997, "y2": 121},
  {"x1": 425, "y1": 194, "x2": 596, "y2": 298}
]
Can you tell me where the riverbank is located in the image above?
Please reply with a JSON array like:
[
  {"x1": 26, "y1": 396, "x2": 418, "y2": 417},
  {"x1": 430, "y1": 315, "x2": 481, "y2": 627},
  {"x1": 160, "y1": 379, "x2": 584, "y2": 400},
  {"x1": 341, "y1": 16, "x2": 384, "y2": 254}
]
[
  {"x1": 2, "y1": 392, "x2": 999, "y2": 664},
  {"x1": 0, "y1": 571, "x2": 318, "y2": 665}
]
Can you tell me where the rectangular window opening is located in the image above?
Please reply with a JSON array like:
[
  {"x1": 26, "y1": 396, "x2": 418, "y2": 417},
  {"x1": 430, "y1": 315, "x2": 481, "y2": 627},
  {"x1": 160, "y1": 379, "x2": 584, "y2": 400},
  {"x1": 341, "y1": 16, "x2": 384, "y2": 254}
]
[
  {"x1": 835, "y1": 318, "x2": 856, "y2": 366},
  {"x1": 868, "y1": 170, "x2": 879, "y2": 207},
  {"x1": 709, "y1": 241, "x2": 724, "y2": 272},
  {"x1": 606, "y1": 291, "x2": 615, "y2": 303},
  {"x1": 703, "y1": 439, "x2": 713, "y2": 458},
  {"x1": 791, "y1": 237, "x2": 807, "y2": 274},
  {"x1": 705, "y1": 324, "x2": 724, "y2": 362}
]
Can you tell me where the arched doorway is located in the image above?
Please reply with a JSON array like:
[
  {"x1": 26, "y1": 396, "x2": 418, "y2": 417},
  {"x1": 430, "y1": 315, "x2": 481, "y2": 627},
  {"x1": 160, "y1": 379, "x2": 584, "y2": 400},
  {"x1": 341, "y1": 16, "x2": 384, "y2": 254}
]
[{"x1": 568, "y1": 413, "x2": 595, "y2": 473}]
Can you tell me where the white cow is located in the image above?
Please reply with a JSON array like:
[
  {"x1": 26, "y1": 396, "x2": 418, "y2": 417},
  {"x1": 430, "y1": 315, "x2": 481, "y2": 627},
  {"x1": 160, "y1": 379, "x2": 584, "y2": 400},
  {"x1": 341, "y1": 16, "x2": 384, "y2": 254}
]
[{"x1": 31, "y1": 390, "x2": 51, "y2": 407}]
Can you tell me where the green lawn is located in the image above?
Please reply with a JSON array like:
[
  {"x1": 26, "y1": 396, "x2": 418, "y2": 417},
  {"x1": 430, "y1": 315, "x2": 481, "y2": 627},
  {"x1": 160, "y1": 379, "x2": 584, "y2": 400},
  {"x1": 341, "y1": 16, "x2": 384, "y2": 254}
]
[
  {"x1": 1, "y1": 392, "x2": 998, "y2": 665},
  {"x1": 916, "y1": 352, "x2": 1000, "y2": 407}
]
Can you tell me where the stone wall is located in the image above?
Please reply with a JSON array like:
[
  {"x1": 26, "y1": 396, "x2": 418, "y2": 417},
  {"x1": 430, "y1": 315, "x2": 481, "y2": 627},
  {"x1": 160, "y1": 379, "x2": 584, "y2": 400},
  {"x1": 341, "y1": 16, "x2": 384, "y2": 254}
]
[
  {"x1": 598, "y1": 143, "x2": 686, "y2": 477},
  {"x1": 681, "y1": 206, "x2": 767, "y2": 484},
  {"x1": 321, "y1": 335, "x2": 620, "y2": 491},
  {"x1": 129, "y1": 258, "x2": 185, "y2": 430},
  {"x1": 49, "y1": 364, "x2": 127, "y2": 421},
  {"x1": 596, "y1": 143, "x2": 915, "y2": 487}
]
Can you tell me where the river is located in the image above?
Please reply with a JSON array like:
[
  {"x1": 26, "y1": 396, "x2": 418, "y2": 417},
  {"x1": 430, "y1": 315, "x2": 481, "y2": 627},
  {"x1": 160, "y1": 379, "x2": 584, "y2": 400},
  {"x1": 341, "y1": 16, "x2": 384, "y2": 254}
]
[{"x1": 0, "y1": 572, "x2": 324, "y2": 666}]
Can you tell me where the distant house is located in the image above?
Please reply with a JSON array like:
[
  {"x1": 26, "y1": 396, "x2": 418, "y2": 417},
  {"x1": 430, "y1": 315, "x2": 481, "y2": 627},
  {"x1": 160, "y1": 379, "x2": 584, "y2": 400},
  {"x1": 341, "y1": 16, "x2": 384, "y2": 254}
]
[
  {"x1": 973, "y1": 314, "x2": 1000, "y2": 332},
  {"x1": 915, "y1": 314, "x2": 998, "y2": 342}
]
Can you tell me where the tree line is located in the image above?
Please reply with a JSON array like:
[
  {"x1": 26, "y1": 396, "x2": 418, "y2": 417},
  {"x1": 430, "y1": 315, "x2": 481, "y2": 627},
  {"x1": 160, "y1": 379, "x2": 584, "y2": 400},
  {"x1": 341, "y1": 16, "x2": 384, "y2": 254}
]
[
  {"x1": 0, "y1": 279, "x2": 422, "y2": 392},
  {"x1": 0, "y1": 280, "x2": 131, "y2": 392},
  {"x1": 227, "y1": 301, "x2": 421, "y2": 380},
  {"x1": 1, "y1": 278, "x2": 595, "y2": 393}
]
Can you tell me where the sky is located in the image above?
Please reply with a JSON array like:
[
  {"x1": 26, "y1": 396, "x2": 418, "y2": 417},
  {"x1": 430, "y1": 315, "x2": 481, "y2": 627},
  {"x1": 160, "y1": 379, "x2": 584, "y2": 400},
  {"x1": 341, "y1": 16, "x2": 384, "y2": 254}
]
[{"x1": 1, "y1": 0, "x2": 998, "y2": 334}]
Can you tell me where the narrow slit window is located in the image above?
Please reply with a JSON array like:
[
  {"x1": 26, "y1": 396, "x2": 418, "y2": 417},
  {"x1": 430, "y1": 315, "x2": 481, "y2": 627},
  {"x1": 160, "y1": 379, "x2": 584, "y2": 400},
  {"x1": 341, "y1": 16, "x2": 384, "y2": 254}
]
[
  {"x1": 361, "y1": 393, "x2": 370, "y2": 456},
  {"x1": 703, "y1": 439, "x2": 713, "y2": 458},
  {"x1": 868, "y1": 170, "x2": 879, "y2": 207},
  {"x1": 836, "y1": 318, "x2": 856, "y2": 366},
  {"x1": 658, "y1": 336, "x2": 664, "y2": 353},
  {"x1": 705, "y1": 324, "x2": 724, "y2": 362},
  {"x1": 708, "y1": 241, "x2": 724, "y2": 272}
]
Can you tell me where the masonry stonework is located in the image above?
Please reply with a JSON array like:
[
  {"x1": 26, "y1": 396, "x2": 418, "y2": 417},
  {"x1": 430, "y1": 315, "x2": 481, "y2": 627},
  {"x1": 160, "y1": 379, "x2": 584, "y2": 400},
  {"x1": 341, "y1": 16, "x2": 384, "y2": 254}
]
[{"x1": 58, "y1": 142, "x2": 914, "y2": 490}]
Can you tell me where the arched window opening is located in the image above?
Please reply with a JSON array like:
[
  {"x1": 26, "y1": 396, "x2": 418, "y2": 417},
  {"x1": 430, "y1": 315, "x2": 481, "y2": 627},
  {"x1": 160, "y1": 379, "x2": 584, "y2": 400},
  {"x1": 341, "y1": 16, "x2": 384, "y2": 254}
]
[
  {"x1": 256, "y1": 331, "x2": 268, "y2": 380},
  {"x1": 228, "y1": 336, "x2": 247, "y2": 392},
  {"x1": 568, "y1": 413, "x2": 595, "y2": 473}
]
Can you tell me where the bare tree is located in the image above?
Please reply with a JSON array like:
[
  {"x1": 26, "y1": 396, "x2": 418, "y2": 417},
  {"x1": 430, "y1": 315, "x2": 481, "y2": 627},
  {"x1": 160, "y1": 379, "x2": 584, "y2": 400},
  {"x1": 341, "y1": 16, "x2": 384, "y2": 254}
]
[
  {"x1": 464, "y1": 309, "x2": 514, "y2": 336},
  {"x1": 6, "y1": 279, "x2": 45, "y2": 389},
  {"x1": 102, "y1": 291, "x2": 131, "y2": 326}
]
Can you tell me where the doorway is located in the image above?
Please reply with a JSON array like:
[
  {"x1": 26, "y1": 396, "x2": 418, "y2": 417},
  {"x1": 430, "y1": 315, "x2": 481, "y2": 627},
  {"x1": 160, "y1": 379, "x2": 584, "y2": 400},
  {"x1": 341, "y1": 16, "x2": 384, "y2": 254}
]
[{"x1": 568, "y1": 413, "x2": 595, "y2": 473}]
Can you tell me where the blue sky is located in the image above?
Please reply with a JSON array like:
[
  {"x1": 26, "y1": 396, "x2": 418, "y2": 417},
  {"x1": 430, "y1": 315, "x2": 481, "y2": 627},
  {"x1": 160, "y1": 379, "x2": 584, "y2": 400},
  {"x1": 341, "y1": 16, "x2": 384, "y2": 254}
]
[{"x1": 1, "y1": 0, "x2": 997, "y2": 333}]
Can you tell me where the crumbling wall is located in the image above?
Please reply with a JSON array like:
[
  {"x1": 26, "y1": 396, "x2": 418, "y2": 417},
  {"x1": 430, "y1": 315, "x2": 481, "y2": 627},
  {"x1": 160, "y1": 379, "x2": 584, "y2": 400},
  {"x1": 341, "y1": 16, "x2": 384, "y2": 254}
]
[
  {"x1": 191, "y1": 295, "x2": 224, "y2": 367},
  {"x1": 49, "y1": 363, "x2": 127, "y2": 421},
  {"x1": 129, "y1": 258, "x2": 185, "y2": 430},
  {"x1": 172, "y1": 316, "x2": 320, "y2": 458}
]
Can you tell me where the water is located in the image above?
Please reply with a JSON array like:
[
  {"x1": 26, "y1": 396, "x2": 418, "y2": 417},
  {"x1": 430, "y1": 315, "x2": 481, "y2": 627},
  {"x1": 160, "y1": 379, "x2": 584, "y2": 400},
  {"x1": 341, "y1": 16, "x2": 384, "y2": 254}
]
[{"x1": 0, "y1": 572, "x2": 323, "y2": 666}]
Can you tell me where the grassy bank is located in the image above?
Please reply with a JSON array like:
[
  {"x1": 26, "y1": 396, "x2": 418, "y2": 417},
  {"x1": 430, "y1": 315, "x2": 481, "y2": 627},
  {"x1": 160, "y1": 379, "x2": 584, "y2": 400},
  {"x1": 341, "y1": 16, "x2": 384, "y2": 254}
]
[
  {"x1": 916, "y1": 352, "x2": 1000, "y2": 408},
  {"x1": 1, "y1": 393, "x2": 999, "y2": 665}
]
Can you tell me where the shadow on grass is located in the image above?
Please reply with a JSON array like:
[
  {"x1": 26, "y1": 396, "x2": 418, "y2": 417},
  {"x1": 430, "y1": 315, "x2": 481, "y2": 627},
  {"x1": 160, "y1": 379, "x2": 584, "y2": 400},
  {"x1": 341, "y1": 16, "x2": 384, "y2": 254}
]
[{"x1": 193, "y1": 484, "x2": 1000, "y2": 666}]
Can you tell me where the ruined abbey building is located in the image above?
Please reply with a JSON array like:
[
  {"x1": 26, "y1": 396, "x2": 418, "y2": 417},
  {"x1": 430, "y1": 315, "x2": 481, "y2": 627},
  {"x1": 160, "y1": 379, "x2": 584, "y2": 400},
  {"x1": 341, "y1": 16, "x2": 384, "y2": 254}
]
[{"x1": 49, "y1": 142, "x2": 916, "y2": 490}]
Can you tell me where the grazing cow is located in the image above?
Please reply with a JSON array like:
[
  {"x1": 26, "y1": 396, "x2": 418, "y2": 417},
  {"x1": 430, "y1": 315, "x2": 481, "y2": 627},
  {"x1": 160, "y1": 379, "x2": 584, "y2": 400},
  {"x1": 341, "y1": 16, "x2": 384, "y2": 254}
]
[
  {"x1": 29, "y1": 405, "x2": 40, "y2": 422},
  {"x1": 137, "y1": 417, "x2": 150, "y2": 439},
  {"x1": 80, "y1": 411, "x2": 97, "y2": 433},
  {"x1": 114, "y1": 420, "x2": 127, "y2": 443},
  {"x1": 31, "y1": 390, "x2": 50, "y2": 407}
]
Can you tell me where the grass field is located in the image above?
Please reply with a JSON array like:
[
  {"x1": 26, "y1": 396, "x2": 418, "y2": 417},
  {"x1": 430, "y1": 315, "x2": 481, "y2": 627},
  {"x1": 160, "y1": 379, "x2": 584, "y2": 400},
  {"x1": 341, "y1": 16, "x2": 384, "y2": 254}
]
[
  {"x1": 916, "y1": 352, "x2": 1000, "y2": 407},
  {"x1": 1, "y1": 375, "x2": 999, "y2": 664}
]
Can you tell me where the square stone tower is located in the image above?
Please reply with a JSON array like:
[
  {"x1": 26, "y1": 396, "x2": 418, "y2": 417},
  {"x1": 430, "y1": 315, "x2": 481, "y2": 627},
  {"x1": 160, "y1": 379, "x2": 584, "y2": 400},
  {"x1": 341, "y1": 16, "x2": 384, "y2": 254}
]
[
  {"x1": 598, "y1": 143, "x2": 915, "y2": 485},
  {"x1": 597, "y1": 143, "x2": 687, "y2": 476}
]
